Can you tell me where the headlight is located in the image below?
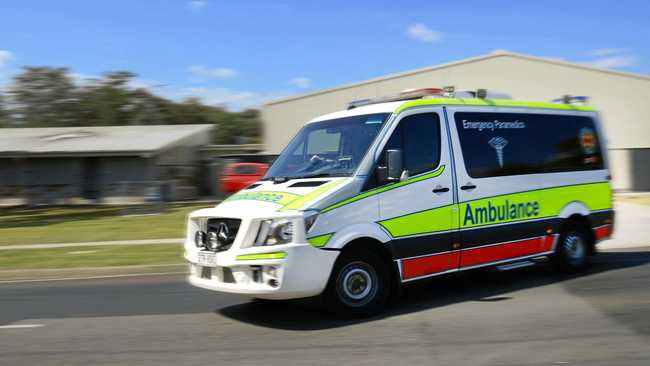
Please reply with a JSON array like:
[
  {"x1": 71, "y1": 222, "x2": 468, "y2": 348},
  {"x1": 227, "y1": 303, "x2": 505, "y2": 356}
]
[
  {"x1": 195, "y1": 231, "x2": 206, "y2": 248},
  {"x1": 255, "y1": 219, "x2": 294, "y2": 246},
  {"x1": 207, "y1": 231, "x2": 220, "y2": 250}
]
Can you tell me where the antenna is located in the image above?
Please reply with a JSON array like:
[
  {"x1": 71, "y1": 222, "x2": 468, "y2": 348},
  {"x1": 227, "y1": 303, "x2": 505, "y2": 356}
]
[{"x1": 552, "y1": 95, "x2": 589, "y2": 105}]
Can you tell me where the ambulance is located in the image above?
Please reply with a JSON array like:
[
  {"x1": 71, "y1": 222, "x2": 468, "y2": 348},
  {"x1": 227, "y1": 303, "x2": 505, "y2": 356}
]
[{"x1": 184, "y1": 88, "x2": 614, "y2": 315}]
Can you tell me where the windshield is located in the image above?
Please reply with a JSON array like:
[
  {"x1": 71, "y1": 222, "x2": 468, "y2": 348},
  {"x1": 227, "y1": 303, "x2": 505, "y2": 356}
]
[{"x1": 265, "y1": 113, "x2": 390, "y2": 180}]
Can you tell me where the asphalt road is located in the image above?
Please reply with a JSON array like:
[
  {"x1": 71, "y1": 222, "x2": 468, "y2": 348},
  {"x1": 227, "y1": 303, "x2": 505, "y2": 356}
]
[{"x1": 1, "y1": 248, "x2": 650, "y2": 366}]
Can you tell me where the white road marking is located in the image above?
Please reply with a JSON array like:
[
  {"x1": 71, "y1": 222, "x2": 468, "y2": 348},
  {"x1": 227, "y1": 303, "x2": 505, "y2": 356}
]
[
  {"x1": 66, "y1": 250, "x2": 98, "y2": 255},
  {"x1": 0, "y1": 324, "x2": 46, "y2": 329},
  {"x1": 0, "y1": 271, "x2": 187, "y2": 284}
]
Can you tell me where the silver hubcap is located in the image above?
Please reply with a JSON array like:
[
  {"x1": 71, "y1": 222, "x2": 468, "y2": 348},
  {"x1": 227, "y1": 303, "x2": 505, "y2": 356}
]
[
  {"x1": 337, "y1": 262, "x2": 378, "y2": 307},
  {"x1": 342, "y1": 268, "x2": 373, "y2": 300},
  {"x1": 564, "y1": 233, "x2": 585, "y2": 263}
]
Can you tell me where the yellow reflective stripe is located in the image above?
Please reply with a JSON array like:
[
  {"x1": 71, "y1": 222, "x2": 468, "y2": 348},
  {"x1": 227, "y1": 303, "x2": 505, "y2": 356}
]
[
  {"x1": 236, "y1": 252, "x2": 287, "y2": 261},
  {"x1": 460, "y1": 181, "x2": 612, "y2": 229},
  {"x1": 279, "y1": 179, "x2": 348, "y2": 212},
  {"x1": 378, "y1": 181, "x2": 612, "y2": 238},
  {"x1": 322, "y1": 165, "x2": 446, "y2": 213},
  {"x1": 395, "y1": 98, "x2": 595, "y2": 114},
  {"x1": 539, "y1": 181, "x2": 611, "y2": 213},
  {"x1": 225, "y1": 191, "x2": 301, "y2": 206},
  {"x1": 307, "y1": 233, "x2": 333, "y2": 247},
  {"x1": 379, "y1": 204, "x2": 455, "y2": 238}
]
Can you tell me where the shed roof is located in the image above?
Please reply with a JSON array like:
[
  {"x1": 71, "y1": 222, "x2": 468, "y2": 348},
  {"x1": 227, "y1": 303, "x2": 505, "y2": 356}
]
[{"x1": 0, "y1": 124, "x2": 213, "y2": 158}]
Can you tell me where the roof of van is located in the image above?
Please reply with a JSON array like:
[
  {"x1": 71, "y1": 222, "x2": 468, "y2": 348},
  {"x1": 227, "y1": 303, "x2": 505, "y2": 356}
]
[{"x1": 309, "y1": 98, "x2": 595, "y2": 123}]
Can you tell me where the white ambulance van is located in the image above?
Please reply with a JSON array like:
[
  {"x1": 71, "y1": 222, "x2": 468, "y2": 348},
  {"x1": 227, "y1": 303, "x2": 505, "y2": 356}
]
[{"x1": 184, "y1": 88, "x2": 614, "y2": 315}]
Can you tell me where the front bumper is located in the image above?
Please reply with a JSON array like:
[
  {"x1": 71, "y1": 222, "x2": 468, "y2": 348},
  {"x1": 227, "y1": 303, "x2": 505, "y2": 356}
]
[{"x1": 185, "y1": 243, "x2": 339, "y2": 300}]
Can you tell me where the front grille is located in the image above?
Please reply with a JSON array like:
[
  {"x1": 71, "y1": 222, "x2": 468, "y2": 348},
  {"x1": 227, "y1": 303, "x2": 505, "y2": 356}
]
[{"x1": 205, "y1": 218, "x2": 241, "y2": 252}]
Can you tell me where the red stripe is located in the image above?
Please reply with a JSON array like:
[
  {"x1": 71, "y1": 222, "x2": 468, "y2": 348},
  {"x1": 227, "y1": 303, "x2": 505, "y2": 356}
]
[
  {"x1": 460, "y1": 237, "x2": 549, "y2": 268},
  {"x1": 401, "y1": 235, "x2": 556, "y2": 280},
  {"x1": 595, "y1": 225, "x2": 611, "y2": 241},
  {"x1": 402, "y1": 252, "x2": 459, "y2": 280},
  {"x1": 542, "y1": 234, "x2": 556, "y2": 251}
]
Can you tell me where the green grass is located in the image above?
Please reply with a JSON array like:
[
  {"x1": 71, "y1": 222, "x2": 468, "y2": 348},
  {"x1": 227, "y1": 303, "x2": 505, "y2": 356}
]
[
  {"x1": 0, "y1": 244, "x2": 184, "y2": 270},
  {"x1": 0, "y1": 203, "x2": 213, "y2": 246}
]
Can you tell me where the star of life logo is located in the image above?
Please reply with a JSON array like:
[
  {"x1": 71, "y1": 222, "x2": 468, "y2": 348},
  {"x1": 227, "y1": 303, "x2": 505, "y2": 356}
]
[{"x1": 488, "y1": 137, "x2": 508, "y2": 168}]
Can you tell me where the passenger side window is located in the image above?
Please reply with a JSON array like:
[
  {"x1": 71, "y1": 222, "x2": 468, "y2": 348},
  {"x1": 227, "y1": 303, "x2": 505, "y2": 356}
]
[
  {"x1": 307, "y1": 129, "x2": 341, "y2": 155},
  {"x1": 380, "y1": 113, "x2": 441, "y2": 176}
]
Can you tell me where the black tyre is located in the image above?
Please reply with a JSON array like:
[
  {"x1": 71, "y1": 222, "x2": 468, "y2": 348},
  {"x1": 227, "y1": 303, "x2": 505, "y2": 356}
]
[
  {"x1": 323, "y1": 248, "x2": 390, "y2": 317},
  {"x1": 552, "y1": 221, "x2": 591, "y2": 272}
]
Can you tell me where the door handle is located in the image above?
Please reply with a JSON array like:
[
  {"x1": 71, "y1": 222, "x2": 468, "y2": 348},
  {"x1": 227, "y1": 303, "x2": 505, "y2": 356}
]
[
  {"x1": 432, "y1": 186, "x2": 450, "y2": 193},
  {"x1": 460, "y1": 183, "x2": 477, "y2": 190}
]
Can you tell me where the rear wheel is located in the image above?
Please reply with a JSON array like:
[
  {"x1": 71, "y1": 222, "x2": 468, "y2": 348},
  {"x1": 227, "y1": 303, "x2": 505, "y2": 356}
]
[
  {"x1": 323, "y1": 249, "x2": 390, "y2": 317},
  {"x1": 552, "y1": 221, "x2": 591, "y2": 272}
]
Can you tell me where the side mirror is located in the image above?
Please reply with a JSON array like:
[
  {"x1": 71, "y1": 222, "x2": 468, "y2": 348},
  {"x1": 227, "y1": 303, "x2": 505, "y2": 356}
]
[{"x1": 377, "y1": 149, "x2": 404, "y2": 182}]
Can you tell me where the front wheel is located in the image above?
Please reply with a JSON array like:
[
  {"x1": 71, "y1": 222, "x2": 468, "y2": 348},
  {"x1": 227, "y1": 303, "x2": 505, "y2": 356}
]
[
  {"x1": 552, "y1": 221, "x2": 591, "y2": 272},
  {"x1": 323, "y1": 249, "x2": 390, "y2": 317}
]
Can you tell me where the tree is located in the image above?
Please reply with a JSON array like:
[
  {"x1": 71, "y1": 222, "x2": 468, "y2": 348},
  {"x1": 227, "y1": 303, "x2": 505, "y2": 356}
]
[
  {"x1": 128, "y1": 88, "x2": 167, "y2": 125},
  {"x1": 4, "y1": 66, "x2": 263, "y2": 145},
  {"x1": 0, "y1": 92, "x2": 8, "y2": 127},
  {"x1": 75, "y1": 71, "x2": 137, "y2": 126},
  {"x1": 211, "y1": 108, "x2": 263, "y2": 144},
  {"x1": 10, "y1": 67, "x2": 78, "y2": 127}
]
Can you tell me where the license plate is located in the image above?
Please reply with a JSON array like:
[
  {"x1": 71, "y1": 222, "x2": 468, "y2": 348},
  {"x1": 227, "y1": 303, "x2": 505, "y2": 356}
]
[{"x1": 197, "y1": 251, "x2": 218, "y2": 267}]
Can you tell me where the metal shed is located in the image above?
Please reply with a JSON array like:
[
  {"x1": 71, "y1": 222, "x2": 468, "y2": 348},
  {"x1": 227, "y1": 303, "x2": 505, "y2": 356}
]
[{"x1": 0, "y1": 124, "x2": 214, "y2": 204}]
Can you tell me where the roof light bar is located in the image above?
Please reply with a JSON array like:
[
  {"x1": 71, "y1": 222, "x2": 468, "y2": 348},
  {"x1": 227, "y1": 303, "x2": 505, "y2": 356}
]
[
  {"x1": 443, "y1": 86, "x2": 455, "y2": 97},
  {"x1": 449, "y1": 88, "x2": 512, "y2": 100},
  {"x1": 347, "y1": 88, "x2": 445, "y2": 109},
  {"x1": 347, "y1": 98, "x2": 373, "y2": 109},
  {"x1": 346, "y1": 87, "x2": 513, "y2": 109},
  {"x1": 399, "y1": 88, "x2": 444, "y2": 98}
]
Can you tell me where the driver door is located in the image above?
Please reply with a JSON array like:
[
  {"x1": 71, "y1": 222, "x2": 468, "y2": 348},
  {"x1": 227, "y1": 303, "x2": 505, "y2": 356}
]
[{"x1": 376, "y1": 109, "x2": 459, "y2": 281}]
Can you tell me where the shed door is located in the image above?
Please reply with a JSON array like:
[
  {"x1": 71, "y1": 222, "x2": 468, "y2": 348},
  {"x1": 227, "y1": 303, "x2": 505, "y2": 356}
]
[{"x1": 82, "y1": 158, "x2": 101, "y2": 200}]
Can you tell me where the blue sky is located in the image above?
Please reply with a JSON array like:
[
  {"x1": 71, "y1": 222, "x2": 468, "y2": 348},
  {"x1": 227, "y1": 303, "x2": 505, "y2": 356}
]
[{"x1": 1, "y1": 0, "x2": 648, "y2": 110}]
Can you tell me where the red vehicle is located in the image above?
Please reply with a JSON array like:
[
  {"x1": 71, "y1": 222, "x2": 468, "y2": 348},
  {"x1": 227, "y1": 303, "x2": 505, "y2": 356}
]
[{"x1": 221, "y1": 162, "x2": 269, "y2": 193}]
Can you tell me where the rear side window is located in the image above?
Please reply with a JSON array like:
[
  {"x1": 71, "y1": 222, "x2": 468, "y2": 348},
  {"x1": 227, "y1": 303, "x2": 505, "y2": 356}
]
[
  {"x1": 455, "y1": 112, "x2": 604, "y2": 178},
  {"x1": 381, "y1": 113, "x2": 441, "y2": 176}
]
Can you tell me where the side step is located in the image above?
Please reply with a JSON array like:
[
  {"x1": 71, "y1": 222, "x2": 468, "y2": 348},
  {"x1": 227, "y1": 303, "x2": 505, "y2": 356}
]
[{"x1": 496, "y1": 260, "x2": 536, "y2": 271}]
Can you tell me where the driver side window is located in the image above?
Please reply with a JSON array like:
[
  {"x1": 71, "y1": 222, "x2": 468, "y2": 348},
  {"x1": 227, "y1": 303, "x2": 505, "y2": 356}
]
[{"x1": 378, "y1": 112, "x2": 441, "y2": 176}]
